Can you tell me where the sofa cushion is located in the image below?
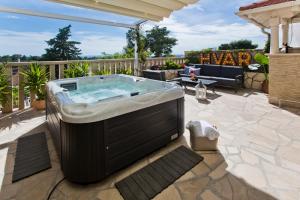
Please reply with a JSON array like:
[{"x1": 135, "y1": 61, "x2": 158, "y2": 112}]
[
  {"x1": 189, "y1": 68, "x2": 201, "y2": 76},
  {"x1": 221, "y1": 66, "x2": 244, "y2": 79},
  {"x1": 184, "y1": 66, "x2": 201, "y2": 76},
  {"x1": 197, "y1": 75, "x2": 218, "y2": 81},
  {"x1": 200, "y1": 65, "x2": 221, "y2": 77},
  {"x1": 215, "y1": 77, "x2": 236, "y2": 87},
  {"x1": 193, "y1": 64, "x2": 203, "y2": 69}
]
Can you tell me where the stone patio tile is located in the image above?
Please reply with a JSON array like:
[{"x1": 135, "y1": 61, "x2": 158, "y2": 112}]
[
  {"x1": 233, "y1": 164, "x2": 267, "y2": 188},
  {"x1": 262, "y1": 161, "x2": 300, "y2": 189},
  {"x1": 227, "y1": 174, "x2": 249, "y2": 200},
  {"x1": 228, "y1": 154, "x2": 243, "y2": 163},
  {"x1": 258, "y1": 118, "x2": 281, "y2": 130},
  {"x1": 0, "y1": 184, "x2": 20, "y2": 200},
  {"x1": 96, "y1": 188, "x2": 123, "y2": 200},
  {"x1": 175, "y1": 171, "x2": 195, "y2": 183},
  {"x1": 247, "y1": 187, "x2": 277, "y2": 200},
  {"x1": 211, "y1": 176, "x2": 233, "y2": 200},
  {"x1": 176, "y1": 177, "x2": 210, "y2": 200},
  {"x1": 191, "y1": 162, "x2": 211, "y2": 177},
  {"x1": 209, "y1": 161, "x2": 232, "y2": 180},
  {"x1": 247, "y1": 147, "x2": 276, "y2": 164},
  {"x1": 153, "y1": 185, "x2": 181, "y2": 200},
  {"x1": 55, "y1": 181, "x2": 91, "y2": 199},
  {"x1": 247, "y1": 134, "x2": 278, "y2": 151},
  {"x1": 1, "y1": 90, "x2": 300, "y2": 200},
  {"x1": 15, "y1": 170, "x2": 58, "y2": 200},
  {"x1": 227, "y1": 146, "x2": 240, "y2": 154},
  {"x1": 277, "y1": 143, "x2": 300, "y2": 173},
  {"x1": 277, "y1": 189, "x2": 299, "y2": 200},
  {"x1": 200, "y1": 153, "x2": 224, "y2": 169},
  {"x1": 240, "y1": 149, "x2": 259, "y2": 165},
  {"x1": 200, "y1": 190, "x2": 221, "y2": 200}
]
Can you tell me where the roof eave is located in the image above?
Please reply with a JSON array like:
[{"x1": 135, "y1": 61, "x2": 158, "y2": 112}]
[{"x1": 237, "y1": 0, "x2": 300, "y2": 16}]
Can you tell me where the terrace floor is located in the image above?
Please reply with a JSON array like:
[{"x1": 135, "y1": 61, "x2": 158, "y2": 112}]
[{"x1": 0, "y1": 88, "x2": 300, "y2": 200}]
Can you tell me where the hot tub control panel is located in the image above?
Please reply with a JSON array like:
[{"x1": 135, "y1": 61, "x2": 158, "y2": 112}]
[{"x1": 60, "y1": 82, "x2": 77, "y2": 91}]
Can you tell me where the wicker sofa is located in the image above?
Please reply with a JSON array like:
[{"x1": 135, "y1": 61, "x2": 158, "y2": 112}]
[{"x1": 180, "y1": 64, "x2": 244, "y2": 92}]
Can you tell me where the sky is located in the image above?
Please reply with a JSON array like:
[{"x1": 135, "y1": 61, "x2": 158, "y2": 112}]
[{"x1": 0, "y1": 0, "x2": 277, "y2": 56}]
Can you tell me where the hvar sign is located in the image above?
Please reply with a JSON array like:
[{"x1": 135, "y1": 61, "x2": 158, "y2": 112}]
[{"x1": 185, "y1": 50, "x2": 262, "y2": 66}]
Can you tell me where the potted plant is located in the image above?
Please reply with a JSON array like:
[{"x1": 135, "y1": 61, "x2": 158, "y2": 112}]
[
  {"x1": 254, "y1": 53, "x2": 269, "y2": 93},
  {"x1": 21, "y1": 63, "x2": 48, "y2": 110},
  {"x1": 0, "y1": 63, "x2": 11, "y2": 113}
]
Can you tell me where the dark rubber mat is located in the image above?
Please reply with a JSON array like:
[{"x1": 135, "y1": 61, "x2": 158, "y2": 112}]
[
  {"x1": 115, "y1": 146, "x2": 203, "y2": 200},
  {"x1": 12, "y1": 132, "x2": 51, "y2": 183}
]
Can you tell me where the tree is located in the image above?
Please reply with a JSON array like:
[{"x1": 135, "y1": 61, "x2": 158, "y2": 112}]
[
  {"x1": 261, "y1": 28, "x2": 271, "y2": 53},
  {"x1": 125, "y1": 28, "x2": 149, "y2": 63},
  {"x1": 218, "y1": 40, "x2": 258, "y2": 50},
  {"x1": 264, "y1": 37, "x2": 270, "y2": 53},
  {"x1": 42, "y1": 25, "x2": 81, "y2": 61},
  {"x1": 0, "y1": 55, "x2": 42, "y2": 62},
  {"x1": 146, "y1": 26, "x2": 177, "y2": 57}
]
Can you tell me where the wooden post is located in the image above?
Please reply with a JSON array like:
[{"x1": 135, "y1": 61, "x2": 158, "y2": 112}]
[
  {"x1": 2, "y1": 65, "x2": 13, "y2": 113},
  {"x1": 18, "y1": 66, "x2": 25, "y2": 110},
  {"x1": 49, "y1": 64, "x2": 56, "y2": 80},
  {"x1": 59, "y1": 64, "x2": 64, "y2": 79}
]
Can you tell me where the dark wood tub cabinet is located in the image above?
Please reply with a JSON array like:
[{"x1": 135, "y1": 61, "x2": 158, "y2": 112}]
[{"x1": 46, "y1": 97, "x2": 184, "y2": 184}]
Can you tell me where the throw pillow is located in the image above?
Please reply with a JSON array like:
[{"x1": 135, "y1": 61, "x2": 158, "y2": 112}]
[
  {"x1": 189, "y1": 67, "x2": 200, "y2": 76},
  {"x1": 184, "y1": 66, "x2": 191, "y2": 75}
]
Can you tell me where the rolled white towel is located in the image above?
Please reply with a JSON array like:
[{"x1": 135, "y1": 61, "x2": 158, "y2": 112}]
[{"x1": 186, "y1": 120, "x2": 219, "y2": 140}]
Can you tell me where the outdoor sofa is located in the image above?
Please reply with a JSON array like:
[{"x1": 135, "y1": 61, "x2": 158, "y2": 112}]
[
  {"x1": 143, "y1": 70, "x2": 182, "y2": 86},
  {"x1": 180, "y1": 64, "x2": 244, "y2": 92}
]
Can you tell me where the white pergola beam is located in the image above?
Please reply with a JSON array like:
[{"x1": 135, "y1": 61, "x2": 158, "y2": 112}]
[
  {"x1": 140, "y1": 0, "x2": 186, "y2": 10},
  {"x1": 0, "y1": 6, "x2": 136, "y2": 28},
  {"x1": 93, "y1": 0, "x2": 172, "y2": 18},
  {"x1": 47, "y1": 0, "x2": 163, "y2": 21},
  {"x1": 178, "y1": 0, "x2": 198, "y2": 4}
]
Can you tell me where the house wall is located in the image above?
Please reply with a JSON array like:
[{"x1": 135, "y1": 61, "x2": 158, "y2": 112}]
[{"x1": 269, "y1": 53, "x2": 300, "y2": 108}]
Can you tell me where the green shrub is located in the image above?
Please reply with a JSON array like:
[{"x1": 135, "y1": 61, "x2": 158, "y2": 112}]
[
  {"x1": 117, "y1": 68, "x2": 133, "y2": 75},
  {"x1": 185, "y1": 51, "x2": 201, "y2": 64},
  {"x1": 0, "y1": 63, "x2": 10, "y2": 106},
  {"x1": 64, "y1": 62, "x2": 89, "y2": 78},
  {"x1": 94, "y1": 69, "x2": 112, "y2": 75},
  {"x1": 12, "y1": 86, "x2": 19, "y2": 108},
  {"x1": 164, "y1": 60, "x2": 181, "y2": 70},
  {"x1": 254, "y1": 53, "x2": 269, "y2": 80}
]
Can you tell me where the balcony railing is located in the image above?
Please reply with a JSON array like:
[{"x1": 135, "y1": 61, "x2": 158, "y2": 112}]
[{"x1": 2, "y1": 57, "x2": 185, "y2": 113}]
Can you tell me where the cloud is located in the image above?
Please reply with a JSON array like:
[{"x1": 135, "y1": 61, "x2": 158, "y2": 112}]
[
  {"x1": 144, "y1": 16, "x2": 266, "y2": 54},
  {"x1": 3, "y1": 15, "x2": 20, "y2": 19},
  {"x1": 77, "y1": 34, "x2": 126, "y2": 55},
  {"x1": 183, "y1": 3, "x2": 204, "y2": 12},
  {"x1": 0, "y1": 29, "x2": 126, "y2": 56},
  {"x1": 0, "y1": 30, "x2": 53, "y2": 55}
]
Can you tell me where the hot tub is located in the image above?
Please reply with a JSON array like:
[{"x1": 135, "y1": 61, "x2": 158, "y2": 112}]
[{"x1": 46, "y1": 74, "x2": 184, "y2": 183}]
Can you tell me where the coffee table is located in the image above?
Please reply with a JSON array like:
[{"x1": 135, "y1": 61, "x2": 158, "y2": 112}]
[{"x1": 181, "y1": 77, "x2": 218, "y2": 92}]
